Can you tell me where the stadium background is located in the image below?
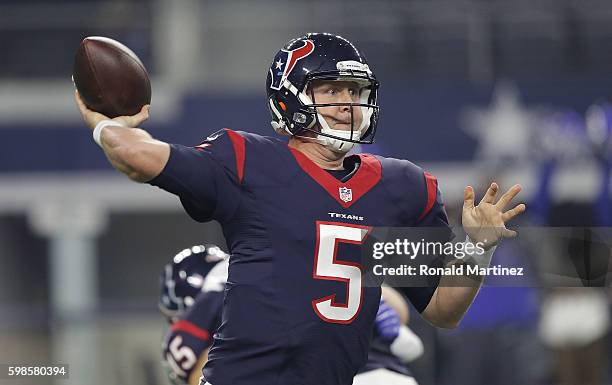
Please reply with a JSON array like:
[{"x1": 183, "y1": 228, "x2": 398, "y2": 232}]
[{"x1": 0, "y1": 0, "x2": 611, "y2": 384}]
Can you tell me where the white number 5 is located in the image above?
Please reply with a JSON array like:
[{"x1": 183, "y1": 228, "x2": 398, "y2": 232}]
[{"x1": 312, "y1": 221, "x2": 371, "y2": 324}]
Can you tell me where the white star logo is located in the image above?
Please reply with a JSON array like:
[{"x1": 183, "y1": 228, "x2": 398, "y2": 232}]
[
  {"x1": 463, "y1": 81, "x2": 532, "y2": 163},
  {"x1": 275, "y1": 59, "x2": 284, "y2": 70}
]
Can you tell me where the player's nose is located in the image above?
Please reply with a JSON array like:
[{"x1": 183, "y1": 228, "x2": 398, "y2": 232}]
[{"x1": 337, "y1": 90, "x2": 355, "y2": 112}]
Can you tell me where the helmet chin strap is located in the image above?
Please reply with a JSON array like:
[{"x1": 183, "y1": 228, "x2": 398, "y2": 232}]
[
  {"x1": 292, "y1": 132, "x2": 354, "y2": 153},
  {"x1": 316, "y1": 117, "x2": 360, "y2": 153}
]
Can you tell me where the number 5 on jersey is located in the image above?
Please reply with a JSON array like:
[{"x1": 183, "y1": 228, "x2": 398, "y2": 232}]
[{"x1": 312, "y1": 221, "x2": 372, "y2": 324}]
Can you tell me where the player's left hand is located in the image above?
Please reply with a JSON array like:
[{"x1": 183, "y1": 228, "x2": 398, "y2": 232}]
[
  {"x1": 462, "y1": 183, "x2": 525, "y2": 249},
  {"x1": 74, "y1": 90, "x2": 150, "y2": 130}
]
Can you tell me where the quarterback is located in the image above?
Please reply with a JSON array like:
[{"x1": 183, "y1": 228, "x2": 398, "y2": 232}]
[{"x1": 75, "y1": 33, "x2": 525, "y2": 385}]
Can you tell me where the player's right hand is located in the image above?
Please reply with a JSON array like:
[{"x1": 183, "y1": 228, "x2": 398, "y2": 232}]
[{"x1": 74, "y1": 90, "x2": 150, "y2": 130}]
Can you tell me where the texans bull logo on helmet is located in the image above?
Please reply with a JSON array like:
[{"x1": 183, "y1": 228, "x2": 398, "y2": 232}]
[{"x1": 269, "y1": 40, "x2": 315, "y2": 90}]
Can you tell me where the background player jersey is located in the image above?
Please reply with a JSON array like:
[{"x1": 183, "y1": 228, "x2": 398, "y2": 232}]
[
  {"x1": 149, "y1": 129, "x2": 450, "y2": 385},
  {"x1": 162, "y1": 290, "x2": 224, "y2": 384}
]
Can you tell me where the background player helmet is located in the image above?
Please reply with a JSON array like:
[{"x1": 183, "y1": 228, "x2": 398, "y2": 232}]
[
  {"x1": 159, "y1": 244, "x2": 228, "y2": 322},
  {"x1": 266, "y1": 32, "x2": 380, "y2": 152}
]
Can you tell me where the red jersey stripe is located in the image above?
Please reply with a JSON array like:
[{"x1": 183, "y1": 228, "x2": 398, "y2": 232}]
[
  {"x1": 171, "y1": 320, "x2": 210, "y2": 341},
  {"x1": 418, "y1": 171, "x2": 438, "y2": 221},
  {"x1": 225, "y1": 129, "x2": 246, "y2": 184}
]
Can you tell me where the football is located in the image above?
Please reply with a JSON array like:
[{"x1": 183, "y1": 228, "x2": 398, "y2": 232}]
[{"x1": 73, "y1": 36, "x2": 151, "y2": 118}]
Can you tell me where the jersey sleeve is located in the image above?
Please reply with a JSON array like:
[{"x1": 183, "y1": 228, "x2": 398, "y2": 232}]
[
  {"x1": 402, "y1": 171, "x2": 454, "y2": 313},
  {"x1": 148, "y1": 129, "x2": 245, "y2": 223},
  {"x1": 416, "y1": 172, "x2": 452, "y2": 229},
  {"x1": 162, "y1": 291, "x2": 224, "y2": 384}
]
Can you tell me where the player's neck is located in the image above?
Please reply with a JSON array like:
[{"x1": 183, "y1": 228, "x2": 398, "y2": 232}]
[{"x1": 288, "y1": 137, "x2": 346, "y2": 170}]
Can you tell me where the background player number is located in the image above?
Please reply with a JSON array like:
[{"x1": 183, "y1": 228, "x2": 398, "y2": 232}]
[
  {"x1": 312, "y1": 222, "x2": 370, "y2": 324},
  {"x1": 166, "y1": 336, "x2": 197, "y2": 377}
]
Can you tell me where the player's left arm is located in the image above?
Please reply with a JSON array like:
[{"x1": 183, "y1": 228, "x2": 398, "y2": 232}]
[{"x1": 422, "y1": 183, "x2": 525, "y2": 328}]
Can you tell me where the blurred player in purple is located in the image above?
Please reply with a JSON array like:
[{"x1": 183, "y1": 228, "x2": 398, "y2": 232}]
[
  {"x1": 76, "y1": 32, "x2": 525, "y2": 385},
  {"x1": 159, "y1": 245, "x2": 424, "y2": 385}
]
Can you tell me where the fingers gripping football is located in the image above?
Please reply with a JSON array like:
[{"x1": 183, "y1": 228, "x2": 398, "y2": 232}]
[{"x1": 75, "y1": 90, "x2": 150, "y2": 130}]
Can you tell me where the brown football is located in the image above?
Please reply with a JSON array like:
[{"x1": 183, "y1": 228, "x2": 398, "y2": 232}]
[{"x1": 73, "y1": 36, "x2": 151, "y2": 118}]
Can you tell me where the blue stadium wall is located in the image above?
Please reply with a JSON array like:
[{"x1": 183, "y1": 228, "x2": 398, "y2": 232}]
[{"x1": 2, "y1": 78, "x2": 612, "y2": 172}]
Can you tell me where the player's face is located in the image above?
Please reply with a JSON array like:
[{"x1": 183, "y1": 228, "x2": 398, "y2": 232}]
[{"x1": 309, "y1": 80, "x2": 363, "y2": 132}]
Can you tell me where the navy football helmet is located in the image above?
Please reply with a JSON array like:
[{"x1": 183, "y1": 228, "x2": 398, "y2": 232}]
[
  {"x1": 266, "y1": 32, "x2": 380, "y2": 152},
  {"x1": 159, "y1": 244, "x2": 228, "y2": 322}
]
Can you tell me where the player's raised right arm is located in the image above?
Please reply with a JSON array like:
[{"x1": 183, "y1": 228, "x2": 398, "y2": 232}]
[{"x1": 75, "y1": 90, "x2": 169, "y2": 182}]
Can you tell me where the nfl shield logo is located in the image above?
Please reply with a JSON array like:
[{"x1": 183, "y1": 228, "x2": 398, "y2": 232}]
[{"x1": 339, "y1": 186, "x2": 353, "y2": 203}]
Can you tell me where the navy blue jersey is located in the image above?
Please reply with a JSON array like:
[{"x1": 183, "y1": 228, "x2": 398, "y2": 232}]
[
  {"x1": 162, "y1": 290, "x2": 224, "y2": 383},
  {"x1": 149, "y1": 129, "x2": 449, "y2": 385}
]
